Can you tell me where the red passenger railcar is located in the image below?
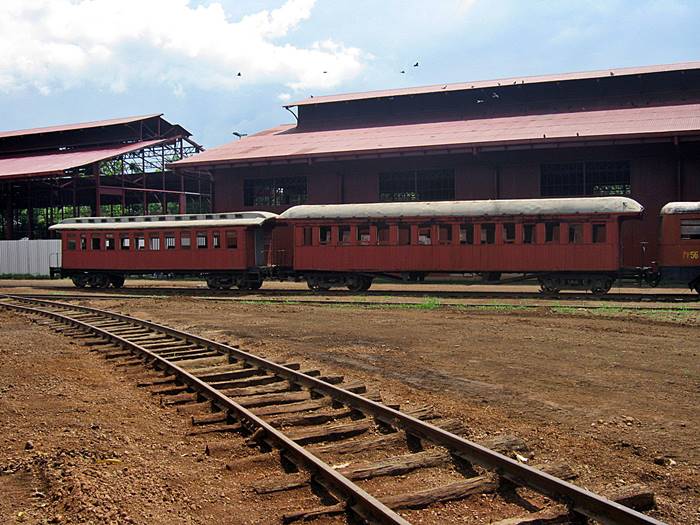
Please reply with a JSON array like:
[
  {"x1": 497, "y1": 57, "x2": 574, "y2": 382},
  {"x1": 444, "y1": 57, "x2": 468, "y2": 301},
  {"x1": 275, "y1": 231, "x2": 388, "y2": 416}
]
[
  {"x1": 278, "y1": 197, "x2": 644, "y2": 293},
  {"x1": 657, "y1": 202, "x2": 700, "y2": 293},
  {"x1": 49, "y1": 211, "x2": 276, "y2": 289}
]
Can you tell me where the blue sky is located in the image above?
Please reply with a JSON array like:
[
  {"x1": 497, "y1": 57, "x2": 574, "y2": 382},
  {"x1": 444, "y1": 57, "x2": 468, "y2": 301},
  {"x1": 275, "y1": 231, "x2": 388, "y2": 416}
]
[{"x1": 0, "y1": 0, "x2": 698, "y2": 148}]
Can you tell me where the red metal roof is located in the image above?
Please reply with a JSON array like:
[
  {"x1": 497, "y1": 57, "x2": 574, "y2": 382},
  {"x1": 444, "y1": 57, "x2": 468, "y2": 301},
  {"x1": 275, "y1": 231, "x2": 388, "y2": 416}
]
[
  {"x1": 287, "y1": 62, "x2": 700, "y2": 107},
  {"x1": 0, "y1": 139, "x2": 168, "y2": 179},
  {"x1": 0, "y1": 114, "x2": 163, "y2": 140},
  {"x1": 172, "y1": 103, "x2": 700, "y2": 168}
]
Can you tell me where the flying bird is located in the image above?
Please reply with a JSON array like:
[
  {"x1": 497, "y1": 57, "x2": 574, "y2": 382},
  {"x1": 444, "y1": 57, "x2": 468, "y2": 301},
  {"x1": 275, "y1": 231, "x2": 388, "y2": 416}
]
[
  {"x1": 400, "y1": 70, "x2": 406, "y2": 74},
  {"x1": 413, "y1": 62, "x2": 419, "y2": 67},
  {"x1": 236, "y1": 72, "x2": 241, "y2": 77},
  {"x1": 323, "y1": 70, "x2": 327, "y2": 74},
  {"x1": 491, "y1": 92, "x2": 500, "y2": 99},
  {"x1": 232, "y1": 131, "x2": 247, "y2": 139},
  {"x1": 476, "y1": 99, "x2": 484, "y2": 103}
]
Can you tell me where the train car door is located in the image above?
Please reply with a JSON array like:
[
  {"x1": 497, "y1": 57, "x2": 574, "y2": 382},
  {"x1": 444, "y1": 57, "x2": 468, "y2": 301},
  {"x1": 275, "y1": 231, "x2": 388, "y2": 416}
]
[{"x1": 254, "y1": 228, "x2": 270, "y2": 266}]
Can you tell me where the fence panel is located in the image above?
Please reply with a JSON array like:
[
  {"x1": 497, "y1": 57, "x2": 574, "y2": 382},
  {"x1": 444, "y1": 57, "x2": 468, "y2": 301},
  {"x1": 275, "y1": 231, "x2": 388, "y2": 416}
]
[{"x1": 0, "y1": 240, "x2": 61, "y2": 277}]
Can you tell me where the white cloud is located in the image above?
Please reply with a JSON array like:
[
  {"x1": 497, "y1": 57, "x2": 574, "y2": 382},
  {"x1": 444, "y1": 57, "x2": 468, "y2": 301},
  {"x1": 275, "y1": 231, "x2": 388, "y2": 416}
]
[
  {"x1": 277, "y1": 92, "x2": 292, "y2": 101},
  {"x1": 0, "y1": 0, "x2": 365, "y2": 95}
]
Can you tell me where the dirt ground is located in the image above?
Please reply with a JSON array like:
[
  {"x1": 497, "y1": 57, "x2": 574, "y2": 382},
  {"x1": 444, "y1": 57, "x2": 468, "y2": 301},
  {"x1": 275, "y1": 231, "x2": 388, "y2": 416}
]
[{"x1": 1, "y1": 290, "x2": 698, "y2": 524}]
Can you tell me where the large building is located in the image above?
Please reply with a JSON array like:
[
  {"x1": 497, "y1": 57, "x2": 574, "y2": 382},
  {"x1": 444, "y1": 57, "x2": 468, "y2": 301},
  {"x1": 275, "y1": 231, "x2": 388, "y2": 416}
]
[
  {"x1": 0, "y1": 114, "x2": 209, "y2": 240},
  {"x1": 173, "y1": 62, "x2": 700, "y2": 267}
]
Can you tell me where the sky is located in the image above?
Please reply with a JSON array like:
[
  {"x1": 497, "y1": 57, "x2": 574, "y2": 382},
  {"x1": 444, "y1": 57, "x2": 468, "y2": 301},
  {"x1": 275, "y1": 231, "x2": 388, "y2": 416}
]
[{"x1": 0, "y1": 0, "x2": 698, "y2": 148}]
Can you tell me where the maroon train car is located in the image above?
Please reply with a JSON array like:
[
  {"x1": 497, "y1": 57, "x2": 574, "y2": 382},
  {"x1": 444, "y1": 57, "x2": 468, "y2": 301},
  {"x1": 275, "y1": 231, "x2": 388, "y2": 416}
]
[
  {"x1": 657, "y1": 202, "x2": 700, "y2": 293},
  {"x1": 278, "y1": 197, "x2": 644, "y2": 294},
  {"x1": 49, "y1": 211, "x2": 277, "y2": 290}
]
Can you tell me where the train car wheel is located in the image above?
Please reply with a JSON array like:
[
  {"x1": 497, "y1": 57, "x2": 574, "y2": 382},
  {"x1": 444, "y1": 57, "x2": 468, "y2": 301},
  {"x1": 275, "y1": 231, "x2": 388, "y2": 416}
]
[
  {"x1": 87, "y1": 274, "x2": 109, "y2": 289},
  {"x1": 590, "y1": 277, "x2": 613, "y2": 296},
  {"x1": 246, "y1": 279, "x2": 263, "y2": 291},
  {"x1": 109, "y1": 275, "x2": 125, "y2": 289},
  {"x1": 71, "y1": 275, "x2": 88, "y2": 288},
  {"x1": 537, "y1": 277, "x2": 560, "y2": 295},
  {"x1": 346, "y1": 275, "x2": 370, "y2": 292}
]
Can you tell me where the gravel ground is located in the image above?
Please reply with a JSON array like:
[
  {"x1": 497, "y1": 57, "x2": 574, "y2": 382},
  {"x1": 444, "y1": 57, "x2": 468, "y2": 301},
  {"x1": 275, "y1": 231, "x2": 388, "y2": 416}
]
[{"x1": 1, "y1": 291, "x2": 698, "y2": 524}]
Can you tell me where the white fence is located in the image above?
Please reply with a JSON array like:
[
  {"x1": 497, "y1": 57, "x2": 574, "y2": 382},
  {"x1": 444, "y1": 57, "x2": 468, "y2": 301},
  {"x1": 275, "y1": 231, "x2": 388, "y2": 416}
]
[{"x1": 0, "y1": 240, "x2": 61, "y2": 277}]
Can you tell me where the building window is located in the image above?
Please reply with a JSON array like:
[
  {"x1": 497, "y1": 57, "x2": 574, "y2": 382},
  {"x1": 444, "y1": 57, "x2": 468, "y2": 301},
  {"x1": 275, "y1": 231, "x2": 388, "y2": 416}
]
[
  {"x1": 379, "y1": 169, "x2": 455, "y2": 202},
  {"x1": 339, "y1": 225, "x2": 351, "y2": 244},
  {"x1": 418, "y1": 224, "x2": 432, "y2": 245},
  {"x1": 67, "y1": 239, "x2": 77, "y2": 251},
  {"x1": 120, "y1": 235, "x2": 130, "y2": 250},
  {"x1": 503, "y1": 223, "x2": 515, "y2": 244},
  {"x1": 244, "y1": 177, "x2": 307, "y2": 207},
  {"x1": 460, "y1": 224, "x2": 474, "y2": 245},
  {"x1": 569, "y1": 224, "x2": 583, "y2": 244},
  {"x1": 92, "y1": 237, "x2": 101, "y2": 250},
  {"x1": 212, "y1": 232, "x2": 221, "y2": 248},
  {"x1": 398, "y1": 224, "x2": 411, "y2": 245},
  {"x1": 541, "y1": 161, "x2": 631, "y2": 197},
  {"x1": 105, "y1": 235, "x2": 115, "y2": 250},
  {"x1": 545, "y1": 222, "x2": 560, "y2": 243}
]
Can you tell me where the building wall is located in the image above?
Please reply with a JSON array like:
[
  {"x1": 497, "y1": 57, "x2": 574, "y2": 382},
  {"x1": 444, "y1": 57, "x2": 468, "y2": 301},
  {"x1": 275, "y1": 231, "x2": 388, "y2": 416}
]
[{"x1": 213, "y1": 141, "x2": 700, "y2": 268}]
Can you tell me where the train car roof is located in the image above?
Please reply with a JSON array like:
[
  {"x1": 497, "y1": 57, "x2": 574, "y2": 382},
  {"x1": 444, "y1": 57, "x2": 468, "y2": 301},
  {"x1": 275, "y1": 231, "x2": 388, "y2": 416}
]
[
  {"x1": 48, "y1": 211, "x2": 278, "y2": 231},
  {"x1": 660, "y1": 202, "x2": 700, "y2": 215},
  {"x1": 279, "y1": 197, "x2": 644, "y2": 220}
]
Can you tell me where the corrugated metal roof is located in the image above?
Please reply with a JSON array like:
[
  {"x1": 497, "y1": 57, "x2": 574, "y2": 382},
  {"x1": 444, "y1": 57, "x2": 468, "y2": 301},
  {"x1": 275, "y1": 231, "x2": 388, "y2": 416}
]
[
  {"x1": 0, "y1": 113, "x2": 163, "y2": 139},
  {"x1": 172, "y1": 103, "x2": 700, "y2": 168},
  {"x1": 279, "y1": 197, "x2": 644, "y2": 220},
  {"x1": 0, "y1": 139, "x2": 168, "y2": 179},
  {"x1": 287, "y1": 62, "x2": 700, "y2": 107}
]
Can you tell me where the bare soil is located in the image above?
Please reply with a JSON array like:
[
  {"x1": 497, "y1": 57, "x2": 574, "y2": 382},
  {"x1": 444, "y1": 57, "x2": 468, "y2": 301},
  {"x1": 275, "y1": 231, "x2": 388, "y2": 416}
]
[{"x1": 1, "y1": 293, "x2": 698, "y2": 524}]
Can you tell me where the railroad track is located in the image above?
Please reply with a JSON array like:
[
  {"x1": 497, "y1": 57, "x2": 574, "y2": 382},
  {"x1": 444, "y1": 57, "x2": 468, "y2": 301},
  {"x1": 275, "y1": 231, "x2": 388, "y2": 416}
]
[
  {"x1": 4, "y1": 287, "x2": 700, "y2": 305},
  {"x1": 0, "y1": 294, "x2": 666, "y2": 525}
]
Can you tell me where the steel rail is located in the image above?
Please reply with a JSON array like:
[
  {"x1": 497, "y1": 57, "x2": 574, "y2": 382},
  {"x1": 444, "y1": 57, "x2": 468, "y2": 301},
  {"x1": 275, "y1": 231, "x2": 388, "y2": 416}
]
[
  {"x1": 2, "y1": 295, "x2": 666, "y2": 525},
  {"x1": 6, "y1": 292, "x2": 700, "y2": 312},
  {"x1": 0, "y1": 296, "x2": 409, "y2": 525}
]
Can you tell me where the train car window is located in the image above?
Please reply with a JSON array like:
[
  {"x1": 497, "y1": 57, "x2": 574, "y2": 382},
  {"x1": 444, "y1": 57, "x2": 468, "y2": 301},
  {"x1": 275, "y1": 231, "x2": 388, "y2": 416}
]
[
  {"x1": 181, "y1": 233, "x2": 191, "y2": 249},
  {"x1": 302, "y1": 227, "x2": 312, "y2": 246},
  {"x1": 136, "y1": 235, "x2": 146, "y2": 250},
  {"x1": 481, "y1": 224, "x2": 495, "y2": 244},
  {"x1": 319, "y1": 226, "x2": 332, "y2": 245},
  {"x1": 459, "y1": 224, "x2": 474, "y2": 245},
  {"x1": 503, "y1": 223, "x2": 516, "y2": 244},
  {"x1": 149, "y1": 235, "x2": 161, "y2": 251},
  {"x1": 165, "y1": 234, "x2": 176, "y2": 249},
  {"x1": 545, "y1": 222, "x2": 560, "y2": 243},
  {"x1": 91, "y1": 237, "x2": 101, "y2": 250},
  {"x1": 80, "y1": 236, "x2": 87, "y2": 250},
  {"x1": 120, "y1": 235, "x2": 130, "y2": 250},
  {"x1": 226, "y1": 231, "x2": 238, "y2": 249},
  {"x1": 418, "y1": 224, "x2": 432, "y2": 245},
  {"x1": 212, "y1": 232, "x2": 221, "y2": 248},
  {"x1": 569, "y1": 224, "x2": 584, "y2": 244},
  {"x1": 523, "y1": 224, "x2": 536, "y2": 244},
  {"x1": 377, "y1": 223, "x2": 390, "y2": 245},
  {"x1": 438, "y1": 224, "x2": 452, "y2": 244},
  {"x1": 398, "y1": 224, "x2": 411, "y2": 245},
  {"x1": 67, "y1": 239, "x2": 77, "y2": 251},
  {"x1": 592, "y1": 224, "x2": 606, "y2": 243},
  {"x1": 357, "y1": 225, "x2": 370, "y2": 244},
  {"x1": 196, "y1": 232, "x2": 208, "y2": 249},
  {"x1": 339, "y1": 225, "x2": 351, "y2": 244},
  {"x1": 681, "y1": 220, "x2": 700, "y2": 240},
  {"x1": 105, "y1": 235, "x2": 115, "y2": 251}
]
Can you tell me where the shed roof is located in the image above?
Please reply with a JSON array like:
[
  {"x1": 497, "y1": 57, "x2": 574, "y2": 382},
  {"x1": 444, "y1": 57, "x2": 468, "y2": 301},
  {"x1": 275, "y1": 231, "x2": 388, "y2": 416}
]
[
  {"x1": 287, "y1": 61, "x2": 700, "y2": 107},
  {"x1": 660, "y1": 202, "x2": 700, "y2": 215},
  {"x1": 0, "y1": 139, "x2": 168, "y2": 179},
  {"x1": 49, "y1": 211, "x2": 277, "y2": 231},
  {"x1": 279, "y1": 197, "x2": 644, "y2": 220},
  {"x1": 172, "y1": 103, "x2": 700, "y2": 168},
  {"x1": 0, "y1": 114, "x2": 164, "y2": 140}
]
